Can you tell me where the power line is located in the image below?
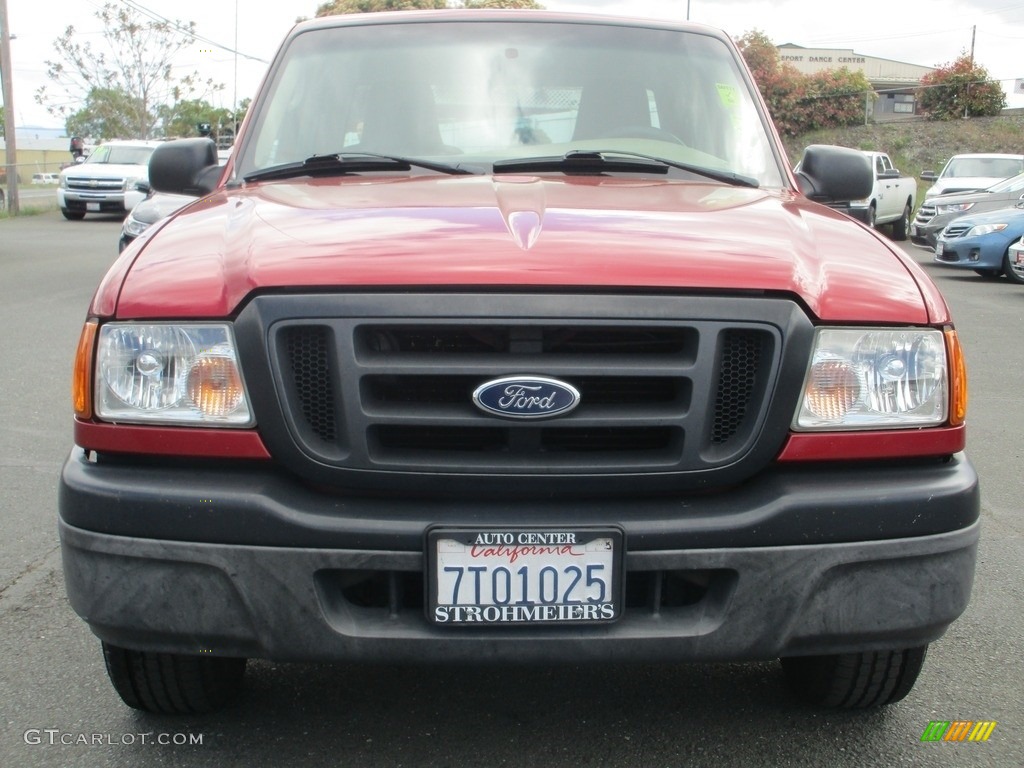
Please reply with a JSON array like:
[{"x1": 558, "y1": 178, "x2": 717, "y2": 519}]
[{"x1": 117, "y1": 0, "x2": 268, "y2": 63}]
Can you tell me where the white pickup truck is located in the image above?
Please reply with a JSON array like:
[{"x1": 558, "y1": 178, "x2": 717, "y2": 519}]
[{"x1": 846, "y1": 151, "x2": 917, "y2": 239}]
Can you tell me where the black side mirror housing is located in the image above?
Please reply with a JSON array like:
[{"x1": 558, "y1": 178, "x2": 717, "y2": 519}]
[
  {"x1": 150, "y1": 138, "x2": 221, "y2": 196},
  {"x1": 795, "y1": 145, "x2": 872, "y2": 204}
]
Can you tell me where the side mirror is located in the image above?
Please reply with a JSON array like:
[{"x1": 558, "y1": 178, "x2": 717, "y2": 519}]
[
  {"x1": 920, "y1": 170, "x2": 937, "y2": 181},
  {"x1": 150, "y1": 138, "x2": 221, "y2": 196},
  {"x1": 795, "y1": 145, "x2": 872, "y2": 204},
  {"x1": 878, "y1": 169, "x2": 900, "y2": 180}
]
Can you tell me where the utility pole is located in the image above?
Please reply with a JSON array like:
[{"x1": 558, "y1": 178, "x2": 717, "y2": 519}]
[
  {"x1": 964, "y1": 25, "x2": 976, "y2": 118},
  {"x1": 0, "y1": 0, "x2": 19, "y2": 214}
]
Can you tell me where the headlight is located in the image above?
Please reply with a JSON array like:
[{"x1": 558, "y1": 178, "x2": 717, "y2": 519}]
[
  {"x1": 935, "y1": 202, "x2": 974, "y2": 215},
  {"x1": 794, "y1": 328, "x2": 947, "y2": 430},
  {"x1": 121, "y1": 213, "x2": 150, "y2": 240},
  {"x1": 122, "y1": 176, "x2": 144, "y2": 192},
  {"x1": 59, "y1": 175, "x2": 68, "y2": 190},
  {"x1": 95, "y1": 323, "x2": 253, "y2": 426},
  {"x1": 964, "y1": 223, "x2": 1007, "y2": 237}
]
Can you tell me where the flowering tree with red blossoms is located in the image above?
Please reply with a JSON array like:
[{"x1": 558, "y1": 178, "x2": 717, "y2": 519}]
[
  {"x1": 918, "y1": 54, "x2": 1005, "y2": 120},
  {"x1": 736, "y1": 31, "x2": 873, "y2": 137}
]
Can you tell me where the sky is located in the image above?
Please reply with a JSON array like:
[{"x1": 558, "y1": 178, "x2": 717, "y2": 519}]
[{"x1": 4, "y1": 0, "x2": 1024, "y2": 132}]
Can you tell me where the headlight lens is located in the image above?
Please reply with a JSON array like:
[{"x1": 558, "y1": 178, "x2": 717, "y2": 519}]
[
  {"x1": 965, "y1": 223, "x2": 1008, "y2": 237},
  {"x1": 95, "y1": 323, "x2": 253, "y2": 426},
  {"x1": 935, "y1": 202, "x2": 974, "y2": 214},
  {"x1": 121, "y1": 213, "x2": 150, "y2": 239},
  {"x1": 794, "y1": 328, "x2": 947, "y2": 430}
]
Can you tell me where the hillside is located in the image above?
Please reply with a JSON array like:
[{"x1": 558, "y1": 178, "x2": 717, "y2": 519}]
[{"x1": 782, "y1": 114, "x2": 1024, "y2": 188}]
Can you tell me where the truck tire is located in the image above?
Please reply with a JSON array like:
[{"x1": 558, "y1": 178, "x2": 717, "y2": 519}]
[
  {"x1": 1003, "y1": 251, "x2": 1024, "y2": 285},
  {"x1": 61, "y1": 208, "x2": 86, "y2": 221},
  {"x1": 780, "y1": 646, "x2": 927, "y2": 708},
  {"x1": 102, "y1": 641, "x2": 247, "y2": 714},
  {"x1": 891, "y1": 202, "x2": 911, "y2": 241},
  {"x1": 866, "y1": 203, "x2": 876, "y2": 230}
]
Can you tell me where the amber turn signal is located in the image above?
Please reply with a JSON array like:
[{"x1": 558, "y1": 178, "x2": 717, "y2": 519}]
[
  {"x1": 945, "y1": 329, "x2": 968, "y2": 426},
  {"x1": 72, "y1": 320, "x2": 98, "y2": 419}
]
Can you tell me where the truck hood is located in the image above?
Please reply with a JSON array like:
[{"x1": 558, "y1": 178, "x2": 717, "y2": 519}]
[
  {"x1": 926, "y1": 177, "x2": 1006, "y2": 198},
  {"x1": 102, "y1": 175, "x2": 939, "y2": 323},
  {"x1": 943, "y1": 204, "x2": 1024, "y2": 228}
]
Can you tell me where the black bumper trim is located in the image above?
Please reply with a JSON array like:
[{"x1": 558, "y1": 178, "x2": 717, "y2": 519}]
[{"x1": 59, "y1": 449, "x2": 980, "y2": 551}]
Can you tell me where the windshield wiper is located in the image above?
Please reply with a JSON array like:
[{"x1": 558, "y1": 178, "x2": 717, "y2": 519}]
[
  {"x1": 244, "y1": 152, "x2": 474, "y2": 182},
  {"x1": 492, "y1": 150, "x2": 759, "y2": 188}
]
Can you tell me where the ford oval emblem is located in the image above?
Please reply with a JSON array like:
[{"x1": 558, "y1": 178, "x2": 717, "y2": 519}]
[{"x1": 472, "y1": 376, "x2": 581, "y2": 420}]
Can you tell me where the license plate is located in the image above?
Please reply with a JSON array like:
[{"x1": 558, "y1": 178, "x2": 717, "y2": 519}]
[
  {"x1": 935, "y1": 240, "x2": 944, "y2": 257},
  {"x1": 427, "y1": 527, "x2": 622, "y2": 626},
  {"x1": 911, "y1": 225, "x2": 919, "y2": 236},
  {"x1": 87, "y1": 202, "x2": 100, "y2": 211},
  {"x1": 1016, "y1": 252, "x2": 1024, "y2": 266}
]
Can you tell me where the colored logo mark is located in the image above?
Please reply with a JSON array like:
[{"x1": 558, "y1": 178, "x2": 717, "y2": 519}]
[{"x1": 920, "y1": 721, "x2": 997, "y2": 742}]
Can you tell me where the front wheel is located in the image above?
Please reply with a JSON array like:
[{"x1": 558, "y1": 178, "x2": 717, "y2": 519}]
[
  {"x1": 780, "y1": 646, "x2": 927, "y2": 708},
  {"x1": 865, "y1": 204, "x2": 877, "y2": 230},
  {"x1": 1003, "y1": 250, "x2": 1024, "y2": 285},
  {"x1": 61, "y1": 208, "x2": 86, "y2": 221},
  {"x1": 102, "y1": 642, "x2": 247, "y2": 714}
]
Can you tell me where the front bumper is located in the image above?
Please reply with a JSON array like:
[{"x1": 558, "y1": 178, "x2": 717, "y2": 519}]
[
  {"x1": 58, "y1": 188, "x2": 144, "y2": 214},
  {"x1": 933, "y1": 239, "x2": 1008, "y2": 270},
  {"x1": 59, "y1": 449, "x2": 980, "y2": 663}
]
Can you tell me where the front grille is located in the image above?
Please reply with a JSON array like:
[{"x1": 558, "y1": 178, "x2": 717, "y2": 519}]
[
  {"x1": 272, "y1": 315, "x2": 779, "y2": 475},
  {"x1": 943, "y1": 224, "x2": 971, "y2": 238},
  {"x1": 244, "y1": 293, "x2": 806, "y2": 493},
  {"x1": 65, "y1": 176, "x2": 125, "y2": 192},
  {"x1": 914, "y1": 204, "x2": 936, "y2": 225}
]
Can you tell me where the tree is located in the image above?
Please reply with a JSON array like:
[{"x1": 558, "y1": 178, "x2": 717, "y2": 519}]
[
  {"x1": 918, "y1": 53, "x2": 1005, "y2": 120},
  {"x1": 736, "y1": 30, "x2": 872, "y2": 137},
  {"x1": 36, "y1": 2, "x2": 223, "y2": 139},
  {"x1": 317, "y1": 0, "x2": 446, "y2": 13},
  {"x1": 157, "y1": 98, "x2": 235, "y2": 140},
  {"x1": 65, "y1": 87, "x2": 144, "y2": 140},
  {"x1": 316, "y1": 0, "x2": 542, "y2": 14}
]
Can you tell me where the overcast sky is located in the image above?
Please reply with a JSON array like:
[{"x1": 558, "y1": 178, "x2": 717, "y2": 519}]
[{"x1": 5, "y1": 0, "x2": 1024, "y2": 130}]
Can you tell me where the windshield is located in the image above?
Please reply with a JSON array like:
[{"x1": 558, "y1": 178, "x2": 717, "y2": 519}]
[
  {"x1": 238, "y1": 19, "x2": 785, "y2": 187},
  {"x1": 87, "y1": 145, "x2": 155, "y2": 166}
]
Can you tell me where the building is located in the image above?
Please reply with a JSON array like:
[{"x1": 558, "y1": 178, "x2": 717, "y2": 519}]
[{"x1": 777, "y1": 45, "x2": 935, "y2": 121}]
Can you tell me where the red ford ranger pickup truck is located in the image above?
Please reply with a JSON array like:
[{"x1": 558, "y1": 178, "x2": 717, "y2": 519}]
[{"x1": 59, "y1": 11, "x2": 979, "y2": 714}]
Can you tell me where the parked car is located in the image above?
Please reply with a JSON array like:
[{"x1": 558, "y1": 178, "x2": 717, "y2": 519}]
[
  {"x1": 1008, "y1": 237, "x2": 1024, "y2": 282},
  {"x1": 118, "y1": 147, "x2": 230, "y2": 251},
  {"x1": 921, "y1": 153, "x2": 1024, "y2": 199},
  {"x1": 933, "y1": 202, "x2": 1024, "y2": 283},
  {"x1": 118, "y1": 189, "x2": 196, "y2": 252},
  {"x1": 57, "y1": 140, "x2": 162, "y2": 220},
  {"x1": 912, "y1": 171, "x2": 1024, "y2": 249},
  {"x1": 31, "y1": 172, "x2": 60, "y2": 184}
]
